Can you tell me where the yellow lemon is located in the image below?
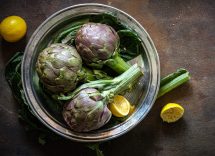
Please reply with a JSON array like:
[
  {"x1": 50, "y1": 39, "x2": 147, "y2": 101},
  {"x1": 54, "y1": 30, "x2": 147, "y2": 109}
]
[
  {"x1": 0, "y1": 16, "x2": 27, "y2": 42},
  {"x1": 109, "y1": 95, "x2": 131, "y2": 117},
  {"x1": 160, "y1": 103, "x2": 184, "y2": 123}
]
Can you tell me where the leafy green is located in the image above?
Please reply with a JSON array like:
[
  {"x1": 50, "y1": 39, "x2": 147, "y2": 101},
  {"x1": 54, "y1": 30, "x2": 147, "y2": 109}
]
[
  {"x1": 52, "y1": 18, "x2": 89, "y2": 44},
  {"x1": 38, "y1": 134, "x2": 46, "y2": 145},
  {"x1": 118, "y1": 29, "x2": 144, "y2": 61},
  {"x1": 89, "y1": 13, "x2": 125, "y2": 31},
  {"x1": 87, "y1": 143, "x2": 104, "y2": 156},
  {"x1": 5, "y1": 52, "x2": 61, "y2": 144}
]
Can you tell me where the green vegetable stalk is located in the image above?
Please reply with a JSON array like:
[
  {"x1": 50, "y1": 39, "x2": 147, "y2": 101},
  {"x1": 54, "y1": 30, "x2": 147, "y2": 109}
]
[{"x1": 157, "y1": 68, "x2": 190, "y2": 98}]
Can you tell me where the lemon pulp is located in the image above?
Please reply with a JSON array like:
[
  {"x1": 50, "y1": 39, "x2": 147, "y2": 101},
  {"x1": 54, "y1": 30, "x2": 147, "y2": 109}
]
[{"x1": 160, "y1": 103, "x2": 184, "y2": 123}]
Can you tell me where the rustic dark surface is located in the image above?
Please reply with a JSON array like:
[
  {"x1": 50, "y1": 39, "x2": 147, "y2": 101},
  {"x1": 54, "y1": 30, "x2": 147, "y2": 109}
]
[{"x1": 0, "y1": 0, "x2": 215, "y2": 156}]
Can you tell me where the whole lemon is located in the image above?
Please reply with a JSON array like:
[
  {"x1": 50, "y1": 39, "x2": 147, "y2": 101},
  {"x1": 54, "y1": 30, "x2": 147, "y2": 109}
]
[{"x1": 0, "y1": 16, "x2": 27, "y2": 42}]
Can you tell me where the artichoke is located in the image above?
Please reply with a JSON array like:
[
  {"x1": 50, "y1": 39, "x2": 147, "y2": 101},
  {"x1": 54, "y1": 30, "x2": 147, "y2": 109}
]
[
  {"x1": 75, "y1": 23, "x2": 130, "y2": 74},
  {"x1": 36, "y1": 43, "x2": 82, "y2": 93},
  {"x1": 61, "y1": 64, "x2": 143, "y2": 132},
  {"x1": 63, "y1": 88, "x2": 112, "y2": 132}
]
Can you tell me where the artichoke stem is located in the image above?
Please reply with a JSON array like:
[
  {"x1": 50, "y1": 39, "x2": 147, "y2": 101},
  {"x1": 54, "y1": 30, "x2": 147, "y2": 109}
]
[
  {"x1": 105, "y1": 55, "x2": 131, "y2": 74},
  {"x1": 102, "y1": 64, "x2": 143, "y2": 100}
]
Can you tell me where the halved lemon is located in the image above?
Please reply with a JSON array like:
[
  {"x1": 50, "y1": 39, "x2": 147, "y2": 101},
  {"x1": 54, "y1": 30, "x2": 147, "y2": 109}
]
[
  {"x1": 109, "y1": 95, "x2": 131, "y2": 117},
  {"x1": 160, "y1": 103, "x2": 184, "y2": 123}
]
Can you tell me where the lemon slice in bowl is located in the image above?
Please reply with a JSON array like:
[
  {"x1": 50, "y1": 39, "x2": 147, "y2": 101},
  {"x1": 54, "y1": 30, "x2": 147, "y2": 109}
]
[
  {"x1": 109, "y1": 95, "x2": 131, "y2": 117},
  {"x1": 160, "y1": 103, "x2": 184, "y2": 123}
]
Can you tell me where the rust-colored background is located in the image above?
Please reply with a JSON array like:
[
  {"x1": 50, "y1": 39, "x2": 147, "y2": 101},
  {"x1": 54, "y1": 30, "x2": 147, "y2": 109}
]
[{"x1": 0, "y1": 0, "x2": 215, "y2": 155}]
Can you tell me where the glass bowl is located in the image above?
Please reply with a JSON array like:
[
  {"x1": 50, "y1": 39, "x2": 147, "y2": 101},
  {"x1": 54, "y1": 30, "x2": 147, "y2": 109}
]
[{"x1": 21, "y1": 3, "x2": 160, "y2": 142}]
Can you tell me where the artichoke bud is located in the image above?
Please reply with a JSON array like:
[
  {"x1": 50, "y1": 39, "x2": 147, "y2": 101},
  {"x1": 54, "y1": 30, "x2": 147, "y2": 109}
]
[
  {"x1": 62, "y1": 88, "x2": 112, "y2": 132},
  {"x1": 36, "y1": 43, "x2": 82, "y2": 93},
  {"x1": 75, "y1": 23, "x2": 119, "y2": 67}
]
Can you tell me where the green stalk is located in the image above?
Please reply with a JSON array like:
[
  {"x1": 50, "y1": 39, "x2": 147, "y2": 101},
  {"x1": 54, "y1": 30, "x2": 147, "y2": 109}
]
[
  {"x1": 101, "y1": 64, "x2": 142, "y2": 99},
  {"x1": 105, "y1": 53, "x2": 131, "y2": 74},
  {"x1": 160, "y1": 68, "x2": 188, "y2": 86},
  {"x1": 57, "y1": 64, "x2": 142, "y2": 100},
  {"x1": 58, "y1": 79, "x2": 113, "y2": 100},
  {"x1": 157, "y1": 68, "x2": 190, "y2": 99}
]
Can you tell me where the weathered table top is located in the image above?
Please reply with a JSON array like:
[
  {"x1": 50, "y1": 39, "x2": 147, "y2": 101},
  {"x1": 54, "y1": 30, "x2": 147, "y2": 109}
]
[{"x1": 0, "y1": 0, "x2": 214, "y2": 155}]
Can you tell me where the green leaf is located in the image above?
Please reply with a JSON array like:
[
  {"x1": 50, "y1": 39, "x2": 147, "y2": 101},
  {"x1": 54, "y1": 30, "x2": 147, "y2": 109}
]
[
  {"x1": 117, "y1": 29, "x2": 144, "y2": 61},
  {"x1": 86, "y1": 143, "x2": 104, "y2": 156},
  {"x1": 89, "y1": 13, "x2": 124, "y2": 31},
  {"x1": 52, "y1": 18, "x2": 89, "y2": 43},
  {"x1": 38, "y1": 134, "x2": 46, "y2": 145},
  {"x1": 5, "y1": 52, "x2": 61, "y2": 144}
]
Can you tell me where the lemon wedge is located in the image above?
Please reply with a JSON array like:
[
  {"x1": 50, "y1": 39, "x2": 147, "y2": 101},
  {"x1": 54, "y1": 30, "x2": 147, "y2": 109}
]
[
  {"x1": 160, "y1": 103, "x2": 184, "y2": 123},
  {"x1": 109, "y1": 95, "x2": 131, "y2": 117}
]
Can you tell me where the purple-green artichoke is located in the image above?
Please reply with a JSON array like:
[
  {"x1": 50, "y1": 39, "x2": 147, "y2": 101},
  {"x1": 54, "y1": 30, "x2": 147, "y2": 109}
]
[
  {"x1": 75, "y1": 23, "x2": 119, "y2": 63},
  {"x1": 36, "y1": 43, "x2": 82, "y2": 93},
  {"x1": 62, "y1": 88, "x2": 112, "y2": 132},
  {"x1": 75, "y1": 23, "x2": 130, "y2": 73},
  {"x1": 60, "y1": 64, "x2": 143, "y2": 132}
]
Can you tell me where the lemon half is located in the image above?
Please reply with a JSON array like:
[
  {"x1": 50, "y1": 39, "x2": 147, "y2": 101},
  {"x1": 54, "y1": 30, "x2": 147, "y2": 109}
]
[
  {"x1": 160, "y1": 103, "x2": 184, "y2": 123},
  {"x1": 109, "y1": 95, "x2": 131, "y2": 117}
]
